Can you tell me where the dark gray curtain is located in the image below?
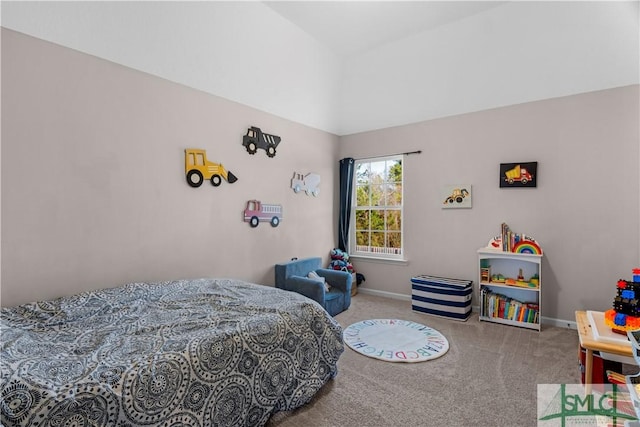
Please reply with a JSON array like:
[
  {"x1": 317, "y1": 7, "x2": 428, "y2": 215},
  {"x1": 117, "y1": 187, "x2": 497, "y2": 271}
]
[{"x1": 338, "y1": 158, "x2": 355, "y2": 252}]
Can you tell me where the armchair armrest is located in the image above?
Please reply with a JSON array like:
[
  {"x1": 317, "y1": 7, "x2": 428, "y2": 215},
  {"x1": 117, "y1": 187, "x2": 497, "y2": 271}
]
[
  {"x1": 317, "y1": 268, "x2": 352, "y2": 311},
  {"x1": 285, "y1": 275, "x2": 325, "y2": 304},
  {"x1": 316, "y1": 268, "x2": 352, "y2": 293}
]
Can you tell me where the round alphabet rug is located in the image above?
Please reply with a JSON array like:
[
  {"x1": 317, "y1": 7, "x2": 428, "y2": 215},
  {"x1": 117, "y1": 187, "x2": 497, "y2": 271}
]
[{"x1": 343, "y1": 319, "x2": 449, "y2": 363}]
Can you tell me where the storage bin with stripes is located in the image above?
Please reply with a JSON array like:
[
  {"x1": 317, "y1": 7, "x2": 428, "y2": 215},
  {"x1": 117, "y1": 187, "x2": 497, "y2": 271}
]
[{"x1": 411, "y1": 275, "x2": 473, "y2": 321}]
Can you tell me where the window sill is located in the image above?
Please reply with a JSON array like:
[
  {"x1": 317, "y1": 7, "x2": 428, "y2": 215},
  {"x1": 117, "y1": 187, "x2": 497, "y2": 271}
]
[{"x1": 349, "y1": 255, "x2": 409, "y2": 266}]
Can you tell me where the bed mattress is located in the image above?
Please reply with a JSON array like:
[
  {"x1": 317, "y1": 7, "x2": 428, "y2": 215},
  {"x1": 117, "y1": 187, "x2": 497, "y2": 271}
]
[{"x1": 0, "y1": 278, "x2": 344, "y2": 426}]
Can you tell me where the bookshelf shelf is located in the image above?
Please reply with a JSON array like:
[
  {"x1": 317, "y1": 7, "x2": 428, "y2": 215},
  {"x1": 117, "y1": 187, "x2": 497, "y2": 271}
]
[
  {"x1": 478, "y1": 281, "x2": 539, "y2": 291},
  {"x1": 478, "y1": 248, "x2": 542, "y2": 331},
  {"x1": 477, "y1": 314, "x2": 540, "y2": 331}
]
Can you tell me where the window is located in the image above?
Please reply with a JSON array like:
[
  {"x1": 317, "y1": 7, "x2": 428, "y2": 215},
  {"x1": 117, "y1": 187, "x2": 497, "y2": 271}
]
[{"x1": 351, "y1": 156, "x2": 403, "y2": 259}]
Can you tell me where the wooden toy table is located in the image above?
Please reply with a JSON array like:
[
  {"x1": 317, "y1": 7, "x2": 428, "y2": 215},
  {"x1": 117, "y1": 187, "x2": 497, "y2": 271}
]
[{"x1": 575, "y1": 310, "x2": 633, "y2": 394}]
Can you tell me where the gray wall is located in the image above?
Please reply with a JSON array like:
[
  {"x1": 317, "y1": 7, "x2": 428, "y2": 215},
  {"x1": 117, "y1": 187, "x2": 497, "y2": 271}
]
[
  {"x1": 340, "y1": 85, "x2": 640, "y2": 323},
  {"x1": 1, "y1": 29, "x2": 339, "y2": 306},
  {"x1": 2, "y1": 29, "x2": 639, "y2": 325}
]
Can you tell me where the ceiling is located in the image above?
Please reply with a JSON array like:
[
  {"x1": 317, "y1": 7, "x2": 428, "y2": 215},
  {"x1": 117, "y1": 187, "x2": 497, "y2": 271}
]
[
  {"x1": 264, "y1": 1, "x2": 507, "y2": 58},
  {"x1": 2, "y1": 1, "x2": 637, "y2": 135}
]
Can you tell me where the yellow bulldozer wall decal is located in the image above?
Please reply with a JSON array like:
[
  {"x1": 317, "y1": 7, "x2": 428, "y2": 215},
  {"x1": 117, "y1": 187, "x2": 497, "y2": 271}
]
[{"x1": 184, "y1": 148, "x2": 238, "y2": 188}]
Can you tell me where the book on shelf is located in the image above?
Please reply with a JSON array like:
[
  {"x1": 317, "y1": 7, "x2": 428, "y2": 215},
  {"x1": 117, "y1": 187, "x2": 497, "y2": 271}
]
[
  {"x1": 501, "y1": 222, "x2": 537, "y2": 253},
  {"x1": 480, "y1": 288, "x2": 539, "y2": 324}
]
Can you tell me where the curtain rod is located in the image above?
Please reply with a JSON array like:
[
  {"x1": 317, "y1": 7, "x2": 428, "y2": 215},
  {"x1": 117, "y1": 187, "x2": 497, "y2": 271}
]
[{"x1": 354, "y1": 150, "x2": 422, "y2": 161}]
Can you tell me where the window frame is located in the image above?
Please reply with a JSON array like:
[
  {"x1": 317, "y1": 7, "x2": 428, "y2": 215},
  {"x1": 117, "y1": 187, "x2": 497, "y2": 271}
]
[{"x1": 349, "y1": 155, "x2": 404, "y2": 261}]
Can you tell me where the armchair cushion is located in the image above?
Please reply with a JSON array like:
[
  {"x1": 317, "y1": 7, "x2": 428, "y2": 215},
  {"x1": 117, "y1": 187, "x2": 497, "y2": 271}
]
[{"x1": 275, "y1": 257, "x2": 352, "y2": 316}]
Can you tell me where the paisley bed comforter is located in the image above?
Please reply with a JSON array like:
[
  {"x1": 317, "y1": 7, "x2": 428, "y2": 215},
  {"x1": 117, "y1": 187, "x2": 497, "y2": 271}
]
[{"x1": 0, "y1": 278, "x2": 344, "y2": 426}]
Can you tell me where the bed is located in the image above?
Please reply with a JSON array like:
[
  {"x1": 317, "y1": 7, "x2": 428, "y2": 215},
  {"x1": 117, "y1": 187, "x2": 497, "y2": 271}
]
[{"x1": 0, "y1": 278, "x2": 344, "y2": 426}]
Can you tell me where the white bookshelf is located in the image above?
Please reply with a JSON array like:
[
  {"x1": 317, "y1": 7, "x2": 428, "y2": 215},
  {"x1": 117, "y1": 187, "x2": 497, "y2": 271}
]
[{"x1": 478, "y1": 248, "x2": 542, "y2": 331}]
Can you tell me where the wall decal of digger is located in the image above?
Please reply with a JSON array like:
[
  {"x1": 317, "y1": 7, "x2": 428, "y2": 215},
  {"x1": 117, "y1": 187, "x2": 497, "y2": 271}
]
[
  {"x1": 443, "y1": 188, "x2": 469, "y2": 204},
  {"x1": 185, "y1": 149, "x2": 238, "y2": 188},
  {"x1": 242, "y1": 126, "x2": 281, "y2": 158},
  {"x1": 442, "y1": 185, "x2": 472, "y2": 209}
]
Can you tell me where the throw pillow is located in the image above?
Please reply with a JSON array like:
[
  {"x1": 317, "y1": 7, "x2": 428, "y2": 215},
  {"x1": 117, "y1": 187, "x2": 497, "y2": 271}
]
[{"x1": 308, "y1": 271, "x2": 331, "y2": 292}]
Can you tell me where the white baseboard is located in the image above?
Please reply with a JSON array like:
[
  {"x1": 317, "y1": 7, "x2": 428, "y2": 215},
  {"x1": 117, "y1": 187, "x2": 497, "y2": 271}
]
[
  {"x1": 357, "y1": 288, "x2": 577, "y2": 329},
  {"x1": 542, "y1": 317, "x2": 577, "y2": 330},
  {"x1": 357, "y1": 287, "x2": 411, "y2": 301}
]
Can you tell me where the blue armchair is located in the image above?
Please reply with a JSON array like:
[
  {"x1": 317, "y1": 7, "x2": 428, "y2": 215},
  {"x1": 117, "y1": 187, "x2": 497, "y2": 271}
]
[{"x1": 275, "y1": 257, "x2": 352, "y2": 316}]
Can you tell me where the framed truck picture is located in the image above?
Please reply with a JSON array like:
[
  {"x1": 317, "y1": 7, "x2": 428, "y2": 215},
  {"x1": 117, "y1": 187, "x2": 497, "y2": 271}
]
[{"x1": 500, "y1": 162, "x2": 537, "y2": 188}]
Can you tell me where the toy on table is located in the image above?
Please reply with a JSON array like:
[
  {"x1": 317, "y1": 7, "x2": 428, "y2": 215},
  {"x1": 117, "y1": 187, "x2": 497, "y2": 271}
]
[{"x1": 604, "y1": 268, "x2": 640, "y2": 333}]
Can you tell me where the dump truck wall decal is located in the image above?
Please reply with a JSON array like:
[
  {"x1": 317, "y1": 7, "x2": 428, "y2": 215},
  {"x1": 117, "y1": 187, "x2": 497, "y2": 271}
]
[
  {"x1": 242, "y1": 126, "x2": 281, "y2": 158},
  {"x1": 499, "y1": 162, "x2": 538, "y2": 188}
]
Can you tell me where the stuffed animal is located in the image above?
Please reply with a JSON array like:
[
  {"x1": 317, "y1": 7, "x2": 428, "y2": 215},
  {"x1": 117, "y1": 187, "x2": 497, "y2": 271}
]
[
  {"x1": 330, "y1": 259, "x2": 353, "y2": 272},
  {"x1": 330, "y1": 248, "x2": 350, "y2": 262},
  {"x1": 328, "y1": 248, "x2": 365, "y2": 287},
  {"x1": 329, "y1": 248, "x2": 355, "y2": 274}
]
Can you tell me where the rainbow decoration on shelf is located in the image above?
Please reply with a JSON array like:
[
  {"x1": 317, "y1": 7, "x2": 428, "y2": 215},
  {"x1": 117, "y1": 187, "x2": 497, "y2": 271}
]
[{"x1": 513, "y1": 240, "x2": 542, "y2": 255}]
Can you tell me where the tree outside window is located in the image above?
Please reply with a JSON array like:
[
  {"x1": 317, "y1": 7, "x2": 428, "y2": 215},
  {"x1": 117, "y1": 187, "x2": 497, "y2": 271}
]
[{"x1": 352, "y1": 156, "x2": 403, "y2": 258}]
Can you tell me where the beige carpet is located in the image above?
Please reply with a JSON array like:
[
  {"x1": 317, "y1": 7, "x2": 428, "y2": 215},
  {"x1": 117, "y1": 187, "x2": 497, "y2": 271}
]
[{"x1": 267, "y1": 292, "x2": 582, "y2": 427}]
